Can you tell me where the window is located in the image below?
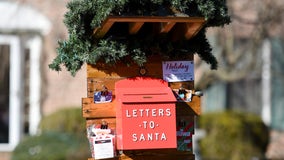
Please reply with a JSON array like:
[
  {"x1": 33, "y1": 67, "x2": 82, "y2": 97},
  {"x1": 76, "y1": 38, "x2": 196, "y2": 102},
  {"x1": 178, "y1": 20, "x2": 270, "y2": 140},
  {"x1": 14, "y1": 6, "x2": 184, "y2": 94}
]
[
  {"x1": 0, "y1": 35, "x2": 24, "y2": 151},
  {"x1": 0, "y1": 44, "x2": 10, "y2": 143}
]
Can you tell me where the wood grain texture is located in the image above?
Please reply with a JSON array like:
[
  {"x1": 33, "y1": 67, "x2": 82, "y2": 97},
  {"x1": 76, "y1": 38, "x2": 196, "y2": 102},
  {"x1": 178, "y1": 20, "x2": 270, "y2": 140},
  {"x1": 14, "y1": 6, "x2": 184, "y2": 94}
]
[{"x1": 82, "y1": 98, "x2": 116, "y2": 118}]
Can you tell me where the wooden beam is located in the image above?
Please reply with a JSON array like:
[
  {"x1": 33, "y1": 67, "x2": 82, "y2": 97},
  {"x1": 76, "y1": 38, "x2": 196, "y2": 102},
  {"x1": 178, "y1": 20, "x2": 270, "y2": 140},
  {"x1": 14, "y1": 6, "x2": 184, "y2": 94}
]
[
  {"x1": 160, "y1": 22, "x2": 176, "y2": 33},
  {"x1": 128, "y1": 22, "x2": 144, "y2": 34},
  {"x1": 93, "y1": 16, "x2": 206, "y2": 39},
  {"x1": 184, "y1": 22, "x2": 204, "y2": 39},
  {"x1": 106, "y1": 16, "x2": 205, "y2": 23},
  {"x1": 93, "y1": 21, "x2": 114, "y2": 38}
]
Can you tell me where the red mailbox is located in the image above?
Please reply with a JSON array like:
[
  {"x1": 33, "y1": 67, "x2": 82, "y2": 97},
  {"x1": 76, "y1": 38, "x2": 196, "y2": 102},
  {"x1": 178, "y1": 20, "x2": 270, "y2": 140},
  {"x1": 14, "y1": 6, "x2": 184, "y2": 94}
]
[{"x1": 115, "y1": 77, "x2": 177, "y2": 150}]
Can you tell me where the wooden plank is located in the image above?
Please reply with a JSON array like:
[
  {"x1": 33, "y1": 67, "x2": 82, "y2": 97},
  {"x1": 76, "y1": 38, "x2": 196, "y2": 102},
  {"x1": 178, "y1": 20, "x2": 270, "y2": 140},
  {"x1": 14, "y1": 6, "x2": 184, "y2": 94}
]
[
  {"x1": 129, "y1": 22, "x2": 144, "y2": 34},
  {"x1": 170, "y1": 22, "x2": 205, "y2": 41},
  {"x1": 82, "y1": 96, "x2": 199, "y2": 119},
  {"x1": 88, "y1": 151, "x2": 195, "y2": 160},
  {"x1": 176, "y1": 96, "x2": 201, "y2": 116},
  {"x1": 104, "y1": 16, "x2": 205, "y2": 23},
  {"x1": 86, "y1": 54, "x2": 195, "y2": 79},
  {"x1": 94, "y1": 21, "x2": 115, "y2": 38},
  {"x1": 119, "y1": 150, "x2": 195, "y2": 160},
  {"x1": 160, "y1": 22, "x2": 176, "y2": 33},
  {"x1": 169, "y1": 81, "x2": 194, "y2": 90},
  {"x1": 82, "y1": 95, "x2": 199, "y2": 119},
  {"x1": 82, "y1": 98, "x2": 116, "y2": 118},
  {"x1": 184, "y1": 22, "x2": 205, "y2": 40},
  {"x1": 86, "y1": 118, "x2": 116, "y2": 129},
  {"x1": 87, "y1": 77, "x2": 123, "y2": 98},
  {"x1": 86, "y1": 55, "x2": 163, "y2": 78}
]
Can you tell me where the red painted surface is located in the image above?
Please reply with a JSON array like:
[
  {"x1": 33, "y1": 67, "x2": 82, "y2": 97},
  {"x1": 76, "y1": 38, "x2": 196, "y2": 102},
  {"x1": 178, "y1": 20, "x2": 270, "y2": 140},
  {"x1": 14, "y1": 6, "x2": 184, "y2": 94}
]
[{"x1": 115, "y1": 77, "x2": 177, "y2": 150}]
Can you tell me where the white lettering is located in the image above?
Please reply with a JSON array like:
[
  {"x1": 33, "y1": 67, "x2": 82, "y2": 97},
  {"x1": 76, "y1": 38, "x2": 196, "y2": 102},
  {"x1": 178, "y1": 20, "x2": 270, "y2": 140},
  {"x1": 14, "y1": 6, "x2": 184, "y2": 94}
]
[
  {"x1": 139, "y1": 134, "x2": 145, "y2": 141},
  {"x1": 132, "y1": 134, "x2": 137, "y2": 141},
  {"x1": 147, "y1": 133, "x2": 153, "y2": 141},
  {"x1": 152, "y1": 109, "x2": 157, "y2": 117},
  {"x1": 184, "y1": 139, "x2": 191, "y2": 143},
  {"x1": 139, "y1": 109, "x2": 144, "y2": 117},
  {"x1": 145, "y1": 109, "x2": 150, "y2": 116},
  {"x1": 161, "y1": 133, "x2": 167, "y2": 140},
  {"x1": 158, "y1": 109, "x2": 164, "y2": 116},
  {"x1": 132, "y1": 109, "x2": 137, "y2": 117},
  {"x1": 142, "y1": 121, "x2": 147, "y2": 129},
  {"x1": 141, "y1": 121, "x2": 156, "y2": 129},
  {"x1": 166, "y1": 62, "x2": 189, "y2": 72},
  {"x1": 155, "y1": 133, "x2": 159, "y2": 140},
  {"x1": 149, "y1": 121, "x2": 155, "y2": 129},
  {"x1": 125, "y1": 108, "x2": 172, "y2": 118},
  {"x1": 177, "y1": 131, "x2": 191, "y2": 136},
  {"x1": 166, "y1": 108, "x2": 171, "y2": 116},
  {"x1": 126, "y1": 110, "x2": 131, "y2": 118},
  {"x1": 132, "y1": 133, "x2": 167, "y2": 142}
]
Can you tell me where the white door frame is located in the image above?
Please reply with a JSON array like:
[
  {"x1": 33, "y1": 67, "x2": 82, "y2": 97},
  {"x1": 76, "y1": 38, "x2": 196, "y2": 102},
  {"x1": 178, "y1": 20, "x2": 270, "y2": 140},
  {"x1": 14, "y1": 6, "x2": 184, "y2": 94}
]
[
  {"x1": 0, "y1": 34, "x2": 43, "y2": 151},
  {"x1": 26, "y1": 35, "x2": 42, "y2": 136},
  {"x1": 0, "y1": 35, "x2": 25, "y2": 151}
]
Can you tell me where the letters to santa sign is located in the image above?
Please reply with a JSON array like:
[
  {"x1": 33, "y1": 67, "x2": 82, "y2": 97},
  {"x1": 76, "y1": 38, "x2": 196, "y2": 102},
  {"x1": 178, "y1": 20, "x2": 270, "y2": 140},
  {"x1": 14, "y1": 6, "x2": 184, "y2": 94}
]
[
  {"x1": 162, "y1": 61, "x2": 194, "y2": 82},
  {"x1": 115, "y1": 78, "x2": 177, "y2": 150}
]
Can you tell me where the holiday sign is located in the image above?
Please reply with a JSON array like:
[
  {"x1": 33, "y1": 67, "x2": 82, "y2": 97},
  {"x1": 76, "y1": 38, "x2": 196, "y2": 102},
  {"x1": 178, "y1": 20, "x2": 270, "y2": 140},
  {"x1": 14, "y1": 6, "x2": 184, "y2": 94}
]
[{"x1": 162, "y1": 61, "x2": 194, "y2": 82}]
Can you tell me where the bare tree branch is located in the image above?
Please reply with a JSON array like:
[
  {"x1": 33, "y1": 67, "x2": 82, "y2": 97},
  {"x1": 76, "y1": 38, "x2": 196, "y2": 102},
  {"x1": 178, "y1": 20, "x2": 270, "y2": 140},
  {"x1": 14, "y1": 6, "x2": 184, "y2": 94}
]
[{"x1": 195, "y1": 0, "x2": 284, "y2": 90}]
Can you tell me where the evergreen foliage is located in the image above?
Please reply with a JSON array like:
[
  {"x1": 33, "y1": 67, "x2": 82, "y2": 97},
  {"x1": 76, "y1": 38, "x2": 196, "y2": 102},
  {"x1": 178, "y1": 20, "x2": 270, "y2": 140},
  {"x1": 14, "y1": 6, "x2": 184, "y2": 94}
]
[{"x1": 49, "y1": 0, "x2": 231, "y2": 75}]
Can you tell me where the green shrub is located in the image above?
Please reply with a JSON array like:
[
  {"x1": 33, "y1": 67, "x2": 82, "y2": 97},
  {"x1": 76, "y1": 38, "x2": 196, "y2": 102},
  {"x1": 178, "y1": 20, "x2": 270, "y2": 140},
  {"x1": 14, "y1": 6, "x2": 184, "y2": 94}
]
[
  {"x1": 198, "y1": 111, "x2": 269, "y2": 160},
  {"x1": 12, "y1": 108, "x2": 90, "y2": 160},
  {"x1": 12, "y1": 132, "x2": 89, "y2": 160},
  {"x1": 39, "y1": 107, "x2": 85, "y2": 135}
]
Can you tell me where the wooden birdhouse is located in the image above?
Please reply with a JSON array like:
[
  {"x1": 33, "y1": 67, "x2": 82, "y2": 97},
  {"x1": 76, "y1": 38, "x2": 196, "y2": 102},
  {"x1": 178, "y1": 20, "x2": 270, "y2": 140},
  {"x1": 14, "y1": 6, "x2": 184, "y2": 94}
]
[
  {"x1": 82, "y1": 16, "x2": 204, "y2": 160},
  {"x1": 49, "y1": 1, "x2": 231, "y2": 160}
]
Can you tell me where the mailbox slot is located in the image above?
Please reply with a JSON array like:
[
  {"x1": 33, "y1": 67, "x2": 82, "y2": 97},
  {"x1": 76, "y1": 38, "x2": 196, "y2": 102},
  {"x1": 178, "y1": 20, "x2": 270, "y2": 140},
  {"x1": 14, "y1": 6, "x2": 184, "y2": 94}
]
[
  {"x1": 117, "y1": 87, "x2": 176, "y2": 103},
  {"x1": 115, "y1": 77, "x2": 177, "y2": 150}
]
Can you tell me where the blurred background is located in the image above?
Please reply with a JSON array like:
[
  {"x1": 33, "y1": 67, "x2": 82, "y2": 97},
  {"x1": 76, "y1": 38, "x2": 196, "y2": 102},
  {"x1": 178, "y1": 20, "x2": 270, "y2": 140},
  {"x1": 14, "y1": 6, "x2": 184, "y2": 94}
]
[{"x1": 0, "y1": 0, "x2": 283, "y2": 159}]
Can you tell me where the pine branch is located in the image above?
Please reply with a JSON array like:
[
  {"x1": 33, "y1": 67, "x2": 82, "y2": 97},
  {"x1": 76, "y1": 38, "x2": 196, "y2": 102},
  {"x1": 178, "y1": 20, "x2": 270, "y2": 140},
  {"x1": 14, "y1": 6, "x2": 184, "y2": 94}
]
[{"x1": 49, "y1": 0, "x2": 230, "y2": 75}]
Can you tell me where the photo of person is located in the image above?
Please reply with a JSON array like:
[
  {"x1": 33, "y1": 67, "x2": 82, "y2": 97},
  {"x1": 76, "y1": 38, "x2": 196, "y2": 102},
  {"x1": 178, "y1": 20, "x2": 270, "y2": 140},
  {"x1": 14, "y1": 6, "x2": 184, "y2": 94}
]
[{"x1": 94, "y1": 85, "x2": 112, "y2": 103}]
